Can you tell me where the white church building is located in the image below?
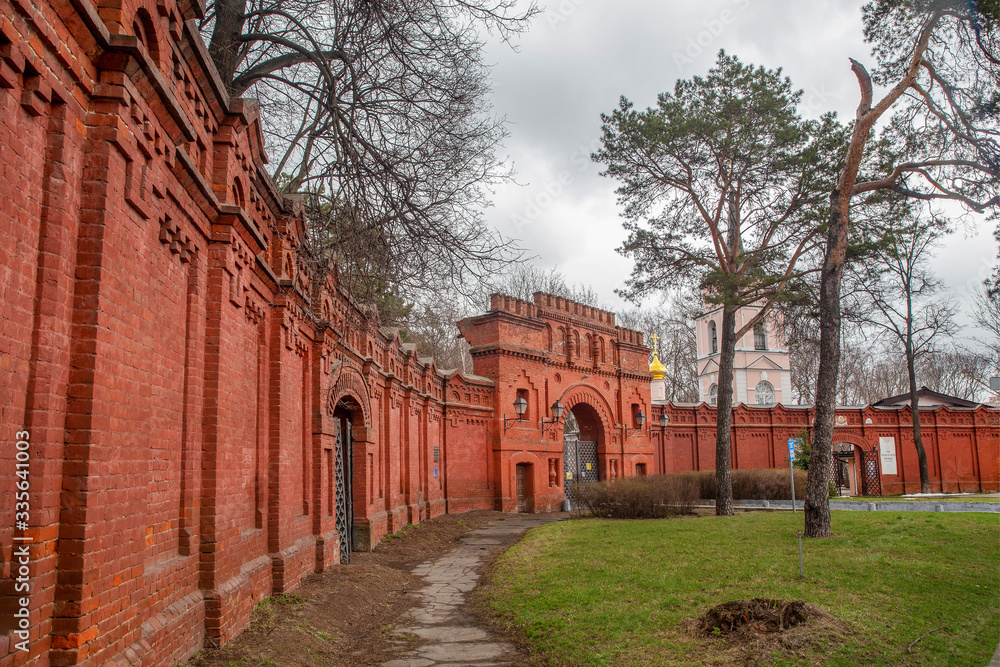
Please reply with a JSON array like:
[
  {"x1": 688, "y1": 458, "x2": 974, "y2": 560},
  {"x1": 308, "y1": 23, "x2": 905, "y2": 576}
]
[{"x1": 693, "y1": 303, "x2": 791, "y2": 406}]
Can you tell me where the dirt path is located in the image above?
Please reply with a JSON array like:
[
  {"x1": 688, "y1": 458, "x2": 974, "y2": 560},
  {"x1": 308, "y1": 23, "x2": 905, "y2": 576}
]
[
  {"x1": 382, "y1": 514, "x2": 564, "y2": 667},
  {"x1": 189, "y1": 511, "x2": 510, "y2": 667}
]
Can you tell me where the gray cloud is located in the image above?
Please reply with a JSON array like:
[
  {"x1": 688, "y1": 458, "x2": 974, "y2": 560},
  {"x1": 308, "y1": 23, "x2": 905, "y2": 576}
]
[{"x1": 477, "y1": 0, "x2": 995, "y2": 334}]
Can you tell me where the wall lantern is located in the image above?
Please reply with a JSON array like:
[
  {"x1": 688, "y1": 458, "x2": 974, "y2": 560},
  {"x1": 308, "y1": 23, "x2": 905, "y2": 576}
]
[
  {"x1": 503, "y1": 396, "x2": 528, "y2": 433},
  {"x1": 542, "y1": 400, "x2": 566, "y2": 433},
  {"x1": 628, "y1": 410, "x2": 646, "y2": 436},
  {"x1": 659, "y1": 413, "x2": 669, "y2": 428}
]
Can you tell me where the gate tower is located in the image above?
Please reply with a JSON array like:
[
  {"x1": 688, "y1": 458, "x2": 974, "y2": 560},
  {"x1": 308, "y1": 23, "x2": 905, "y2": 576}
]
[{"x1": 457, "y1": 293, "x2": 655, "y2": 512}]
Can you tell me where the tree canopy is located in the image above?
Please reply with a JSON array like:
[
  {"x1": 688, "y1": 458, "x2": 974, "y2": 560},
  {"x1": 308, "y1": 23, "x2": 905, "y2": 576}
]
[
  {"x1": 595, "y1": 52, "x2": 841, "y2": 309},
  {"x1": 595, "y1": 52, "x2": 844, "y2": 515},
  {"x1": 202, "y1": 0, "x2": 539, "y2": 300}
]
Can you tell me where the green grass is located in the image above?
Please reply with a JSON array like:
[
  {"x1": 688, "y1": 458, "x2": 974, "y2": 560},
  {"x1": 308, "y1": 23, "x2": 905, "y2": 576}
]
[{"x1": 479, "y1": 512, "x2": 999, "y2": 666}]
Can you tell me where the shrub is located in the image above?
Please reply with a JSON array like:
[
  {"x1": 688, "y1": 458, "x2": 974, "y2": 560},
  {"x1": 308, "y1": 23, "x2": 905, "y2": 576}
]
[
  {"x1": 573, "y1": 474, "x2": 699, "y2": 519},
  {"x1": 573, "y1": 468, "x2": 807, "y2": 518},
  {"x1": 677, "y1": 469, "x2": 806, "y2": 501}
]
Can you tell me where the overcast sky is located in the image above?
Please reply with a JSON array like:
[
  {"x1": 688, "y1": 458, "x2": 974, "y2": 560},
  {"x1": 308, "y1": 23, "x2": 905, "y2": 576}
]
[{"x1": 477, "y1": 0, "x2": 996, "y2": 341}]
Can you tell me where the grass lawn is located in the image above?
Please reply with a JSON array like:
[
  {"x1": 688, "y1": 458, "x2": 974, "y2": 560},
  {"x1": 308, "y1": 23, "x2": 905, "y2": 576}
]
[{"x1": 478, "y1": 511, "x2": 999, "y2": 666}]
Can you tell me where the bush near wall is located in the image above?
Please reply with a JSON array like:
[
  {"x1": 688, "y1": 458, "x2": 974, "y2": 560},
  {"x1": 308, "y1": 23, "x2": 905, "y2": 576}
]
[
  {"x1": 683, "y1": 469, "x2": 806, "y2": 502},
  {"x1": 574, "y1": 469, "x2": 805, "y2": 519},
  {"x1": 573, "y1": 475, "x2": 700, "y2": 518}
]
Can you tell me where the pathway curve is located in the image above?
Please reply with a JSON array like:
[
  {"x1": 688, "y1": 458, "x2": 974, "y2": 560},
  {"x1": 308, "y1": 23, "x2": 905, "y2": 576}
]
[{"x1": 382, "y1": 514, "x2": 564, "y2": 667}]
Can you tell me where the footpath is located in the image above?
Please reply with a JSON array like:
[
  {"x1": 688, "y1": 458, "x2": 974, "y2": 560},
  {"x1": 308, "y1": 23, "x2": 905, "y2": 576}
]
[
  {"x1": 382, "y1": 514, "x2": 564, "y2": 667},
  {"x1": 713, "y1": 498, "x2": 1000, "y2": 513}
]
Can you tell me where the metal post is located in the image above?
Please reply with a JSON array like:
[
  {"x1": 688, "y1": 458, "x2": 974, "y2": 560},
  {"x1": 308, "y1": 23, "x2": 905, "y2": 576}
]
[{"x1": 798, "y1": 530, "x2": 803, "y2": 578}]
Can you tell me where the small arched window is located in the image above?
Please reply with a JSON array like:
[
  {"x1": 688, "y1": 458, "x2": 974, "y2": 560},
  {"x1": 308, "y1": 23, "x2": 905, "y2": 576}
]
[
  {"x1": 233, "y1": 178, "x2": 246, "y2": 208},
  {"x1": 132, "y1": 9, "x2": 160, "y2": 65},
  {"x1": 709, "y1": 384, "x2": 718, "y2": 405},
  {"x1": 755, "y1": 381, "x2": 775, "y2": 405},
  {"x1": 709, "y1": 321, "x2": 718, "y2": 354},
  {"x1": 754, "y1": 322, "x2": 767, "y2": 350}
]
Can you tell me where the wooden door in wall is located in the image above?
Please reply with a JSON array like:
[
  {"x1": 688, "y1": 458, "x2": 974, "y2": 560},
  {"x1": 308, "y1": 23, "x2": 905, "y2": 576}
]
[{"x1": 516, "y1": 464, "x2": 528, "y2": 512}]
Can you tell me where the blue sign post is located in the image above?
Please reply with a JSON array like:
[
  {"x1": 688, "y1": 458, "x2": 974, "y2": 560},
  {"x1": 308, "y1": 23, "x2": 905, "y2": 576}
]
[{"x1": 787, "y1": 438, "x2": 798, "y2": 513}]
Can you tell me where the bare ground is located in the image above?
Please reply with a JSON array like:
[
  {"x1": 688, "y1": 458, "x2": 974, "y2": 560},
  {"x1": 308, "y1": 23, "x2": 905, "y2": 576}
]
[{"x1": 188, "y1": 510, "x2": 505, "y2": 667}]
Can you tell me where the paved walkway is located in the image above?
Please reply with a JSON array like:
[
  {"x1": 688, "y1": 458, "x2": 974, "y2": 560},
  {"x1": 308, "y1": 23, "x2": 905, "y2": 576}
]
[
  {"x1": 726, "y1": 499, "x2": 1000, "y2": 513},
  {"x1": 383, "y1": 514, "x2": 564, "y2": 667}
]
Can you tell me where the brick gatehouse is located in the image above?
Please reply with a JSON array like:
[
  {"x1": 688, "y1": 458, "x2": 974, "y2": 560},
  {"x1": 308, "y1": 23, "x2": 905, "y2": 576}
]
[{"x1": 1, "y1": 0, "x2": 997, "y2": 661}]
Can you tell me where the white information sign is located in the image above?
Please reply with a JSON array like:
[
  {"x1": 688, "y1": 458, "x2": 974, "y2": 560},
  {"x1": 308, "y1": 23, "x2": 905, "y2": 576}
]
[{"x1": 878, "y1": 436, "x2": 897, "y2": 475}]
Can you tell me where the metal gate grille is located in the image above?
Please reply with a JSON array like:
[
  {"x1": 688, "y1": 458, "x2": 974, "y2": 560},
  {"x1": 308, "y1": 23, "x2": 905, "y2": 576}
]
[
  {"x1": 833, "y1": 453, "x2": 850, "y2": 495},
  {"x1": 334, "y1": 420, "x2": 353, "y2": 563},
  {"x1": 859, "y1": 449, "x2": 882, "y2": 497},
  {"x1": 563, "y1": 439, "x2": 599, "y2": 507}
]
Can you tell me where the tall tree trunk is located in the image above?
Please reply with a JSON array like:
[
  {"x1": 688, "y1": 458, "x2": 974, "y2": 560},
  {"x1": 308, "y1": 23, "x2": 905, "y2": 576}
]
[
  {"x1": 805, "y1": 26, "x2": 935, "y2": 538},
  {"x1": 805, "y1": 190, "x2": 851, "y2": 538},
  {"x1": 715, "y1": 304, "x2": 737, "y2": 516},
  {"x1": 208, "y1": 0, "x2": 249, "y2": 89},
  {"x1": 906, "y1": 350, "x2": 931, "y2": 493}
]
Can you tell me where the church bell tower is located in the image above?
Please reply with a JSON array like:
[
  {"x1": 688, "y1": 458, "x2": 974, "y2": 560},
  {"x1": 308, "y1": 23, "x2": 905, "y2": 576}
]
[{"x1": 693, "y1": 304, "x2": 791, "y2": 406}]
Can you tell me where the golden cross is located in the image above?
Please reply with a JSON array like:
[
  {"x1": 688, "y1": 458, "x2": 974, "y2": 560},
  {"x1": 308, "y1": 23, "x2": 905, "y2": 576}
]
[{"x1": 651, "y1": 333, "x2": 660, "y2": 355}]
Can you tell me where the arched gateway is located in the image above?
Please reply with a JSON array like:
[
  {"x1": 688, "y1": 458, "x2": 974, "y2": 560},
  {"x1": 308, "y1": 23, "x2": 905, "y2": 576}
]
[
  {"x1": 831, "y1": 434, "x2": 881, "y2": 497},
  {"x1": 562, "y1": 398, "x2": 605, "y2": 506},
  {"x1": 457, "y1": 293, "x2": 654, "y2": 512}
]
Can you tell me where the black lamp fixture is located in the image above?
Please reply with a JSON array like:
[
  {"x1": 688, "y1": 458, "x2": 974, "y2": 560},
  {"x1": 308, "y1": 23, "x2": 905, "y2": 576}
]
[
  {"x1": 659, "y1": 413, "x2": 669, "y2": 428},
  {"x1": 627, "y1": 410, "x2": 646, "y2": 436},
  {"x1": 503, "y1": 395, "x2": 529, "y2": 433},
  {"x1": 541, "y1": 400, "x2": 566, "y2": 433}
]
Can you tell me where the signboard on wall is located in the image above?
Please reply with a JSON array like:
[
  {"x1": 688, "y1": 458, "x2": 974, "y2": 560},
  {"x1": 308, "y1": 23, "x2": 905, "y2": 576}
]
[{"x1": 878, "y1": 436, "x2": 897, "y2": 475}]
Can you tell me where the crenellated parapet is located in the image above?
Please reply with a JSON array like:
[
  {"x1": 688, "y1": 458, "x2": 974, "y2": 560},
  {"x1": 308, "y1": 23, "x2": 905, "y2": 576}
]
[{"x1": 532, "y1": 291, "x2": 617, "y2": 327}]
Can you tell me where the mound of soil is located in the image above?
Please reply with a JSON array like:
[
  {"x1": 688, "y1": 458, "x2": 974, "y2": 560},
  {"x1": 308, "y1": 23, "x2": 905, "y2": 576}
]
[{"x1": 697, "y1": 598, "x2": 809, "y2": 636}]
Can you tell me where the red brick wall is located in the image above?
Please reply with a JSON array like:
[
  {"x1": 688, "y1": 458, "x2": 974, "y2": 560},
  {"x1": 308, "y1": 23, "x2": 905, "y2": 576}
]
[
  {"x1": 0, "y1": 0, "x2": 499, "y2": 662},
  {"x1": 651, "y1": 403, "x2": 999, "y2": 494}
]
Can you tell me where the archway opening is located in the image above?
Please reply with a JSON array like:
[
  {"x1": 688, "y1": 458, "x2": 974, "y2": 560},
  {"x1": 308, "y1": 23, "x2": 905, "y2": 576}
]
[
  {"x1": 562, "y1": 402, "x2": 604, "y2": 508},
  {"x1": 832, "y1": 441, "x2": 881, "y2": 497},
  {"x1": 568, "y1": 402, "x2": 603, "y2": 444},
  {"x1": 333, "y1": 398, "x2": 365, "y2": 562},
  {"x1": 515, "y1": 463, "x2": 534, "y2": 513},
  {"x1": 832, "y1": 441, "x2": 857, "y2": 496}
]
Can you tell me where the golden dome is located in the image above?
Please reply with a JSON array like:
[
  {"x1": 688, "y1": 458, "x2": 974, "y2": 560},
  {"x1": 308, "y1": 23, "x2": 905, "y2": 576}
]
[
  {"x1": 649, "y1": 334, "x2": 666, "y2": 380},
  {"x1": 649, "y1": 354, "x2": 667, "y2": 379}
]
